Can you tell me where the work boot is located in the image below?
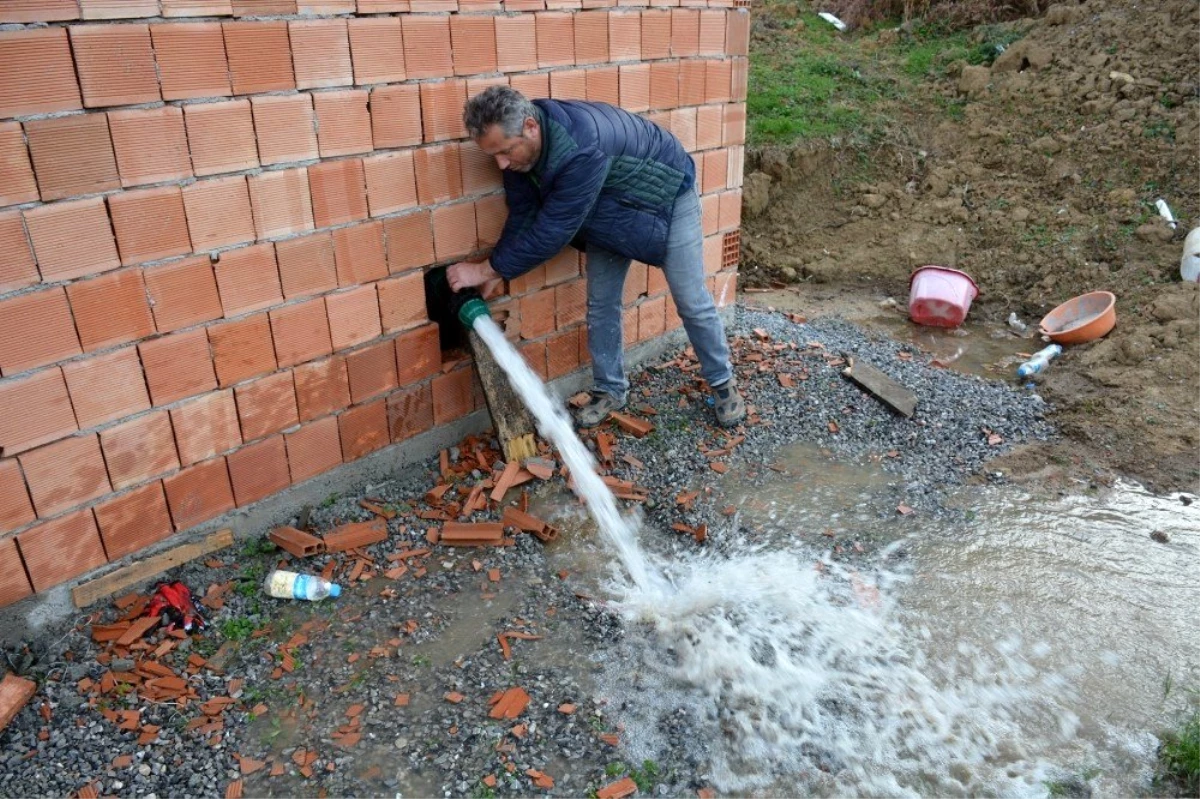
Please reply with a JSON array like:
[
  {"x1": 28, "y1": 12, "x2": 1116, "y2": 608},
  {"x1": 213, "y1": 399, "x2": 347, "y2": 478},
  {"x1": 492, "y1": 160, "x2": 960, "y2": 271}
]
[
  {"x1": 711, "y1": 377, "x2": 746, "y2": 427},
  {"x1": 574, "y1": 391, "x2": 626, "y2": 428}
]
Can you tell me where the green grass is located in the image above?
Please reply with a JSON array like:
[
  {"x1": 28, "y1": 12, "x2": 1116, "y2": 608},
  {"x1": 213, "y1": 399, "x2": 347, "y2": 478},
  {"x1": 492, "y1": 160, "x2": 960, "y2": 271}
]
[
  {"x1": 748, "y1": 5, "x2": 1026, "y2": 145},
  {"x1": 220, "y1": 617, "x2": 257, "y2": 641},
  {"x1": 1157, "y1": 710, "x2": 1200, "y2": 796}
]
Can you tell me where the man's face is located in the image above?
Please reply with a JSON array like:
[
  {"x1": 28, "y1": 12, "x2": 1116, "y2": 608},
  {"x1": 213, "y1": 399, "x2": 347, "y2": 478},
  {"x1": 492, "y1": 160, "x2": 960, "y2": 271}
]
[{"x1": 477, "y1": 117, "x2": 541, "y2": 173}]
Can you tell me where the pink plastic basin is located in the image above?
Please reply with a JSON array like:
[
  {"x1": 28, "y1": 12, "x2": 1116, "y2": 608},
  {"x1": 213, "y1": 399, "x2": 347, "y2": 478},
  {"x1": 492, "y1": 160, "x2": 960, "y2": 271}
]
[{"x1": 908, "y1": 266, "x2": 980, "y2": 328}]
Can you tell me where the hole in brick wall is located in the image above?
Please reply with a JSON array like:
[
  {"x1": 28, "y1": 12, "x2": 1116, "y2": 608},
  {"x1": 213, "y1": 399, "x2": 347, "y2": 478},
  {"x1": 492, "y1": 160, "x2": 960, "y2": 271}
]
[{"x1": 423, "y1": 266, "x2": 468, "y2": 356}]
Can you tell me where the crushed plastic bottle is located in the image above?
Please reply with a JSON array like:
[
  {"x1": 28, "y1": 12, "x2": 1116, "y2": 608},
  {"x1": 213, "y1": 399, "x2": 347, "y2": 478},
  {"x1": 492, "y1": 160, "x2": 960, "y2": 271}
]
[
  {"x1": 1016, "y1": 344, "x2": 1063, "y2": 378},
  {"x1": 264, "y1": 569, "x2": 342, "y2": 601},
  {"x1": 1007, "y1": 312, "x2": 1027, "y2": 333},
  {"x1": 1181, "y1": 227, "x2": 1200, "y2": 283}
]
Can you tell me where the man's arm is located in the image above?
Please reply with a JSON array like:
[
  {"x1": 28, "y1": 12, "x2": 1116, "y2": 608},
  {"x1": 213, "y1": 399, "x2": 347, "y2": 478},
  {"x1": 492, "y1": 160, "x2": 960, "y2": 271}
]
[{"x1": 488, "y1": 147, "x2": 608, "y2": 279}]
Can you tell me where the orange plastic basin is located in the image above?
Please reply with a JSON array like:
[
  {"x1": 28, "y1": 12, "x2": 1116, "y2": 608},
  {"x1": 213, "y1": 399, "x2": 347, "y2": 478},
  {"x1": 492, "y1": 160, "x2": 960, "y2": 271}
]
[{"x1": 1038, "y1": 291, "x2": 1116, "y2": 344}]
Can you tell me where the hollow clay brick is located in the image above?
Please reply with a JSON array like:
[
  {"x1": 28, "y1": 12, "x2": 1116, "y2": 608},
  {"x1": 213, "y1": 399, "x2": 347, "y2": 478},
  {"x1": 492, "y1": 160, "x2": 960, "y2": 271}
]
[
  {"x1": 270, "y1": 299, "x2": 333, "y2": 368},
  {"x1": 431, "y1": 367, "x2": 476, "y2": 424},
  {"x1": 414, "y1": 144, "x2": 464, "y2": 206},
  {"x1": 505, "y1": 0, "x2": 544, "y2": 10},
  {"x1": 432, "y1": 202, "x2": 478, "y2": 262},
  {"x1": 451, "y1": 15, "x2": 498, "y2": 77},
  {"x1": 608, "y1": 12, "x2": 641, "y2": 61},
  {"x1": 731, "y1": 56, "x2": 747, "y2": 101},
  {"x1": 182, "y1": 177, "x2": 255, "y2": 251},
  {"x1": 700, "y1": 191, "x2": 719, "y2": 235},
  {"x1": 326, "y1": 285, "x2": 382, "y2": 351},
  {"x1": 648, "y1": 60, "x2": 679, "y2": 110},
  {"x1": 555, "y1": 278, "x2": 586, "y2": 327},
  {"x1": 0, "y1": 368, "x2": 77, "y2": 457},
  {"x1": 698, "y1": 9, "x2": 725, "y2": 55},
  {"x1": 0, "y1": 0, "x2": 78, "y2": 23},
  {"x1": 251, "y1": 94, "x2": 319, "y2": 166},
  {"x1": 381, "y1": 213, "x2": 434, "y2": 275},
  {"x1": 719, "y1": 188, "x2": 741, "y2": 231},
  {"x1": 210, "y1": 250, "x2": 280, "y2": 326},
  {"x1": 0, "y1": 460, "x2": 35, "y2": 536},
  {"x1": 519, "y1": 287, "x2": 555, "y2": 339},
  {"x1": 459, "y1": 143, "x2": 502, "y2": 196},
  {"x1": 586, "y1": 66, "x2": 620, "y2": 105},
  {"x1": 209, "y1": 314, "x2": 278, "y2": 387},
  {"x1": 313, "y1": 90, "x2": 373, "y2": 158},
  {"x1": 0, "y1": 29, "x2": 80, "y2": 119},
  {"x1": 338, "y1": 398, "x2": 389, "y2": 460},
  {"x1": 574, "y1": 11, "x2": 609, "y2": 65},
  {"x1": 420, "y1": 80, "x2": 469, "y2": 143},
  {"x1": 672, "y1": 106, "x2": 697, "y2": 150},
  {"x1": 520, "y1": 339, "x2": 548, "y2": 380},
  {"x1": 509, "y1": 72, "x2": 549, "y2": 101},
  {"x1": 695, "y1": 103, "x2": 723, "y2": 150},
  {"x1": 726, "y1": 8, "x2": 748, "y2": 56},
  {"x1": 289, "y1": 19, "x2": 353, "y2": 89},
  {"x1": 17, "y1": 509, "x2": 107, "y2": 592},
  {"x1": 670, "y1": 8, "x2": 700, "y2": 56},
  {"x1": 184, "y1": 100, "x2": 260, "y2": 177},
  {"x1": 536, "y1": 12, "x2": 575, "y2": 68},
  {"x1": 387, "y1": 382, "x2": 434, "y2": 442},
  {"x1": 308, "y1": 158, "x2": 369, "y2": 228},
  {"x1": 723, "y1": 102, "x2": 746, "y2": 146},
  {"x1": 94, "y1": 481, "x2": 175, "y2": 561},
  {"x1": 0, "y1": 213, "x2": 35, "y2": 295},
  {"x1": 285, "y1": 416, "x2": 342, "y2": 484},
  {"x1": 357, "y1": 0, "x2": 409, "y2": 10},
  {"x1": 232, "y1": 0, "x2": 298, "y2": 14},
  {"x1": 475, "y1": 194, "x2": 507, "y2": 247},
  {"x1": 0, "y1": 123, "x2": 39, "y2": 206},
  {"x1": 546, "y1": 326, "x2": 581, "y2": 378},
  {"x1": 369, "y1": 84, "x2": 423, "y2": 149},
  {"x1": 0, "y1": 537, "x2": 32, "y2": 607},
  {"x1": 618, "y1": 63, "x2": 650, "y2": 112},
  {"x1": 494, "y1": 15, "x2": 537, "y2": 73},
  {"x1": 108, "y1": 107, "x2": 193, "y2": 188},
  {"x1": 276, "y1": 232, "x2": 339, "y2": 300},
  {"x1": 403, "y1": 16, "x2": 453, "y2": 80},
  {"x1": 163, "y1": 456, "x2": 235, "y2": 530},
  {"x1": 705, "y1": 57, "x2": 732, "y2": 103},
  {"x1": 151, "y1": 22, "x2": 233, "y2": 100},
  {"x1": 227, "y1": 435, "x2": 290, "y2": 506},
  {"x1": 679, "y1": 58, "x2": 706, "y2": 106},
  {"x1": 107, "y1": 186, "x2": 193, "y2": 266},
  {"x1": 0, "y1": 288, "x2": 81, "y2": 376},
  {"x1": 100, "y1": 410, "x2": 180, "y2": 490},
  {"x1": 248, "y1": 168, "x2": 315, "y2": 239},
  {"x1": 69, "y1": 24, "x2": 160, "y2": 108},
  {"x1": 170, "y1": 390, "x2": 242, "y2": 466},
  {"x1": 467, "y1": 75, "x2": 510, "y2": 102},
  {"x1": 640, "y1": 9, "x2": 671, "y2": 60},
  {"x1": 299, "y1": 0, "x2": 355, "y2": 10},
  {"x1": 345, "y1": 339, "x2": 398, "y2": 403},
  {"x1": 163, "y1": 0, "x2": 236, "y2": 16},
  {"x1": 80, "y1": 0, "x2": 159, "y2": 17},
  {"x1": 61, "y1": 346, "x2": 151, "y2": 429},
  {"x1": 19, "y1": 433, "x2": 111, "y2": 517},
  {"x1": 24, "y1": 114, "x2": 119, "y2": 202},
  {"x1": 377, "y1": 269, "x2": 428, "y2": 332},
  {"x1": 223, "y1": 21, "x2": 296, "y2": 95},
  {"x1": 235, "y1": 371, "x2": 299, "y2": 441},
  {"x1": 331, "y1": 221, "x2": 389, "y2": 285},
  {"x1": 702, "y1": 147, "x2": 727, "y2": 194},
  {"x1": 393, "y1": 322, "x2": 440, "y2": 385},
  {"x1": 348, "y1": 17, "x2": 406, "y2": 85},
  {"x1": 139, "y1": 328, "x2": 218, "y2": 406},
  {"x1": 551, "y1": 70, "x2": 588, "y2": 101},
  {"x1": 293, "y1": 356, "x2": 350, "y2": 421},
  {"x1": 363, "y1": 151, "x2": 418, "y2": 217}
]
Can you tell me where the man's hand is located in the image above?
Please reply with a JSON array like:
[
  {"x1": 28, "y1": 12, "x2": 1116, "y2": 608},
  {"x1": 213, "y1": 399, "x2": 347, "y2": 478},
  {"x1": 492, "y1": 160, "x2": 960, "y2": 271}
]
[{"x1": 447, "y1": 259, "x2": 500, "y2": 292}]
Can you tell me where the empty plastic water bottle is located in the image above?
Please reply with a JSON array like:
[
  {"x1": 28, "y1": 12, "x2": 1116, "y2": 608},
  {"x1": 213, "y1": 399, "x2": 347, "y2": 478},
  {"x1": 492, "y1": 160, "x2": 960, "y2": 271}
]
[
  {"x1": 264, "y1": 569, "x2": 342, "y2": 601},
  {"x1": 1016, "y1": 344, "x2": 1062, "y2": 378}
]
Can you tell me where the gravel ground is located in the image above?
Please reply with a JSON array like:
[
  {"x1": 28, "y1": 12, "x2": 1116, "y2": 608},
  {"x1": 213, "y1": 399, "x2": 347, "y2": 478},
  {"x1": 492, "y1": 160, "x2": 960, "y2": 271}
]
[{"x1": 0, "y1": 306, "x2": 1055, "y2": 799}]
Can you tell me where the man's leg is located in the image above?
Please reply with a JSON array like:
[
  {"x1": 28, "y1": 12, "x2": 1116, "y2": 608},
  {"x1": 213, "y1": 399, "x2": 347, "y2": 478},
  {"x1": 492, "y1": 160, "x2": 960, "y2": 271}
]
[
  {"x1": 659, "y1": 188, "x2": 745, "y2": 425},
  {"x1": 578, "y1": 244, "x2": 631, "y2": 425}
]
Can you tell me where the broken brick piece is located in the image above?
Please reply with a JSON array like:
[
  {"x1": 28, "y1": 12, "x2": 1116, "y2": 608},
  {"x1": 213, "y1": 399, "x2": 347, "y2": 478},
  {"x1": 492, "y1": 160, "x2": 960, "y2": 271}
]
[
  {"x1": 439, "y1": 522, "x2": 504, "y2": 547},
  {"x1": 322, "y1": 518, "x2": 388, "y2": 553},
  {"x1": 487, "y1": 687, "x2": 530, "y2": 719},
  {"x1": 489, "y1": 460, "x2": 521, "y2": 502},
  {"x1": 444, "y1": 691, "x2": 465, "y2": 704},
  {"x1": 597, "y1": 777, "x2": 638, "y2": 799},
  {"x1": 269, "y1": 526, "x2": 325, "y2": 557},
  {"x1": 526, "y1": 769, "x2": 555, "y2": 789},
  {"x1": 0, "y1": 673, "x2": 37, "y2": 732},
  {"x1": 116, "y1": 615, "x2": 160, "y2": 647},
  {"x1": 523, "y1": 457, "x2": 555, "y2": 480},
  {"x1": 482, "y1": 774, "x2": 497, "y2": 788},
  {"x1": 609, "y1": 412, "x2": 653, "y2": 438}
]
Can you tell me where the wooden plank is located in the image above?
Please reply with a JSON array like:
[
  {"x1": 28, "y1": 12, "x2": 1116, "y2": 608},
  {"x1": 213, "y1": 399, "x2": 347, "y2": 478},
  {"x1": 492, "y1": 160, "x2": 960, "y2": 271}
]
[
  {"x1": 0, "y1": 672, "x2": 37, "y2": 732},
  {"x1": 72, "y1": 529, "x2": 235, "y2": 609},
  {"x1": 466, "y1": 327, "x2": 538, "y2": 464},
  {"x1": 842, "y1": 359, "x2": 917, "y2": 418}
]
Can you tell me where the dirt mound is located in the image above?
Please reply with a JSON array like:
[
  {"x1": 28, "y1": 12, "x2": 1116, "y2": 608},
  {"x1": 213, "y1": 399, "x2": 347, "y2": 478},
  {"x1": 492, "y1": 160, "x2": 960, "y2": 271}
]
[{"x1": 742, "y1": 0, "x2": 1199, "y2": 492}]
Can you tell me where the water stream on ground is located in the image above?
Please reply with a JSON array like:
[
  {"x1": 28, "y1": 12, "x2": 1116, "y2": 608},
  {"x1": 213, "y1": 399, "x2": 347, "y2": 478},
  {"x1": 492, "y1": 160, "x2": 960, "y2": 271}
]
[{"x1": 472, "y1": 316, "x2": 1200, "y2": 797}]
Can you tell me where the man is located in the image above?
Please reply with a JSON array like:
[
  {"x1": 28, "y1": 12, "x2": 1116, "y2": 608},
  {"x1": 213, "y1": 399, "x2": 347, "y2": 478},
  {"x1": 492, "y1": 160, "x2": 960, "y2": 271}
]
[{"x1": 446, "y1": 86, "x2": 745, "y2": 428}]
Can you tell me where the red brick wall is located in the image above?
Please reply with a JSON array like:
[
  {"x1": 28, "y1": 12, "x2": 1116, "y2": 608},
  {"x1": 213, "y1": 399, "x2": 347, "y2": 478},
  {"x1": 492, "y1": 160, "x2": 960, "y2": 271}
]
[{"x1": 0, "y1": 0, "x2": 746, "y2": 606}]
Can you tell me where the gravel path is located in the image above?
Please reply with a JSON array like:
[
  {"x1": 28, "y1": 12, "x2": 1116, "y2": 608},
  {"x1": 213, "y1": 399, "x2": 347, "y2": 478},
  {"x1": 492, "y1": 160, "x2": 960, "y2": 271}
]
[{"x1": 0, "y1": 306, "x2": 1054, "y2": 799}]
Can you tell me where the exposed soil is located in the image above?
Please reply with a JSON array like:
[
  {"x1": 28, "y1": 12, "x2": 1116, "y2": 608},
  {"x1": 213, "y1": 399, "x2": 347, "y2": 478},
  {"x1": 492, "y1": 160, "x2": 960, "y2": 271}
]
[{"x1": 740, "y1": 0, "x2": 1200, "y2": 493}]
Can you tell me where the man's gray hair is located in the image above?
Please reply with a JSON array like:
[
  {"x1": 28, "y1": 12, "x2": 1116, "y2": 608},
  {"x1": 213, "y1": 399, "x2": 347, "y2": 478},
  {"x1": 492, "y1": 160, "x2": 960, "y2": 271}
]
[{"x1": 463, "y1": 86, "x2": 537, "y2": 139}]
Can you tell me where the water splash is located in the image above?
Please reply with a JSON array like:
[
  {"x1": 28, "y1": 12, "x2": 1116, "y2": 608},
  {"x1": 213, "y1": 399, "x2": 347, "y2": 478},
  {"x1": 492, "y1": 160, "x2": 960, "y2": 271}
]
[
  {"x1": 472, "y1": 314, "x2": 1096, "y2": 796},
  {"x1": 471, "y1": 316, "x2": 667, "y2": 595}
]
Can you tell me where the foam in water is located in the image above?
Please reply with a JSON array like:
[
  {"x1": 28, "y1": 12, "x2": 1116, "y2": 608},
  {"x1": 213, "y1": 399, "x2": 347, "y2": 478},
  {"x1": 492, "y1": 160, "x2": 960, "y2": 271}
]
[{"x1": 471, "y1": 315, "x2": 1083, "y2": 796}]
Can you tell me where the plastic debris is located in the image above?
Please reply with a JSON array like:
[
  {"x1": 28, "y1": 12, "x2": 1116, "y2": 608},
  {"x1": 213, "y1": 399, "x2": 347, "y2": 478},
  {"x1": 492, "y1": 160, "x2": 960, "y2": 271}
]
[
  {"x1": 1155, "y1": 198, "x2": 1178, "y2": 229},
  {"x1": 818, "y1": 11, "x2": 847, "y2": 31},
  {"x1": 145, "y1": 582, "x2": 205, "y2": 633}
]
